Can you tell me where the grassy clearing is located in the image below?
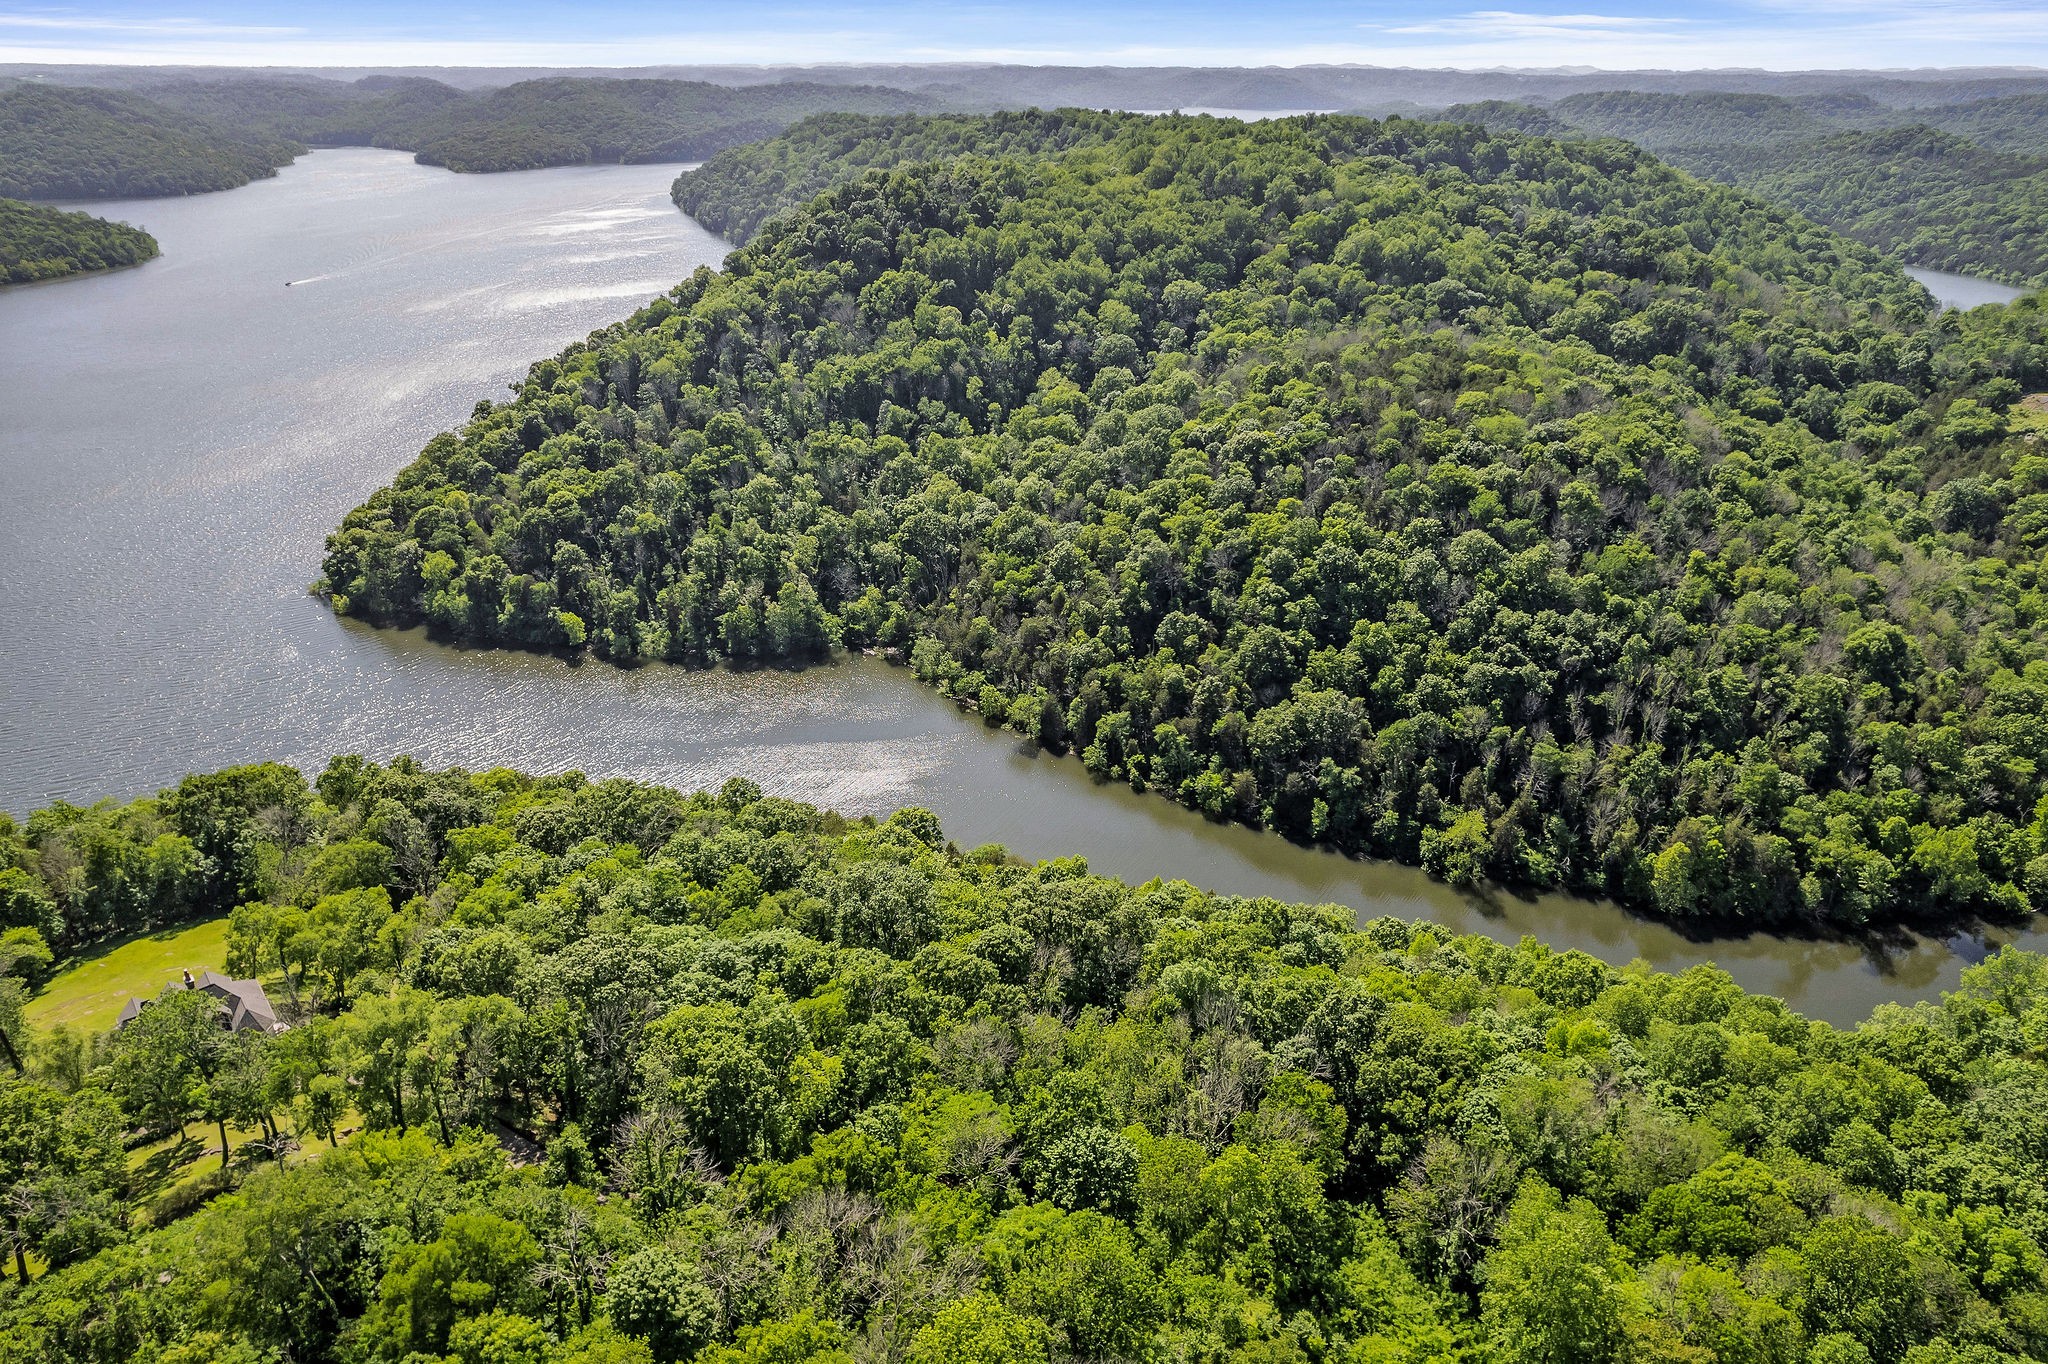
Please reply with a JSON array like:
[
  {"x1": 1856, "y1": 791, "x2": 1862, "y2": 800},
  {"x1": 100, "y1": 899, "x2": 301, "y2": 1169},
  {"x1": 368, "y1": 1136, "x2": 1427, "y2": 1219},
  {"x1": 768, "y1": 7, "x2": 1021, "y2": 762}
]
[
  {"x1": 121, "y1": 1105, "x2": 362, "y2": 1231},
  {"x1": 12, "y1": 919, "x2": 357, "y2": 1266},
  {"x1": 25, "y1": 917, "x2": 232, "y2": 1033}
]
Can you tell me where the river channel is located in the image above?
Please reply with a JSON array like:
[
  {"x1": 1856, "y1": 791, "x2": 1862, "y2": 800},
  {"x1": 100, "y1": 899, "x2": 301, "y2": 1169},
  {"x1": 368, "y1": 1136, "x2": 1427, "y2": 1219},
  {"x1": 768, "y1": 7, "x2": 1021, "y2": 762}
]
[{"x1": 4, "y1": 148, "x2": 2043, "y2": 1024}]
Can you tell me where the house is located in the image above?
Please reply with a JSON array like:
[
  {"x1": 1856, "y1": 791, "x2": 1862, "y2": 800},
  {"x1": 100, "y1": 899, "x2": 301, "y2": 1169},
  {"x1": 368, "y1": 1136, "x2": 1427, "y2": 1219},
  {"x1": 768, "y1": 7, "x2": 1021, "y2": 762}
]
[{"x1": 115, "y1": 968, "x2": 288, "y2": 1035}]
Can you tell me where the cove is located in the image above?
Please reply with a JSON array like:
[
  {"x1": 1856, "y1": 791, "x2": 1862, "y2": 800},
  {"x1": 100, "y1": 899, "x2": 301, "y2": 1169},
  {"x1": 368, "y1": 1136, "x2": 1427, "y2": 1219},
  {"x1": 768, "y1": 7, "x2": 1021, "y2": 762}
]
[
  {"x1": 1907, "y1": 265, "x2": 2031, "y2": 310},
  {"x1": 2, "y1": 147, "x2": 2038, "y2": 1025}
]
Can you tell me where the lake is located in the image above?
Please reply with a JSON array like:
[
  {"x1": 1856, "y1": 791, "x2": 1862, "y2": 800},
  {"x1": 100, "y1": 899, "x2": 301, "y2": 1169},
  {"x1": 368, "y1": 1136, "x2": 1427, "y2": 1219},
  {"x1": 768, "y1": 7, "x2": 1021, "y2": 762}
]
[
  {"x1": 1907, "y1": 266, "x2": 2031, "y2": 310},
  {"x1": 3, "y1": 147, "x2": 2039, "y2": 1024}
]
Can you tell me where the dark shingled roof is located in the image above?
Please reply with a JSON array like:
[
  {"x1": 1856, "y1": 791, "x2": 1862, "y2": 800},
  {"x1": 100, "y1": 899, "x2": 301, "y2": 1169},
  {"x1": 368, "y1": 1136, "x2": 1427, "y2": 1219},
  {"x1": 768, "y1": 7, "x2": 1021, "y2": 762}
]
[{"x1": 115, "y1": 968, "x2": 286, "y2": 1035}]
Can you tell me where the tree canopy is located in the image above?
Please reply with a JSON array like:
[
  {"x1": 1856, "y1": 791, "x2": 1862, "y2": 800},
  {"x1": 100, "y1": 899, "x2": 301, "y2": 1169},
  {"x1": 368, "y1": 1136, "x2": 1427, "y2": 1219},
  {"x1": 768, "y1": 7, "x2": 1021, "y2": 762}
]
[
  {"x1": 0, "y1": 75, "x2": 938, "y2": 195},
  {"x1": 0, "y1": 197, "x2": 156, "y2": 284},
  {"x1": 6, "y1": 757, "x2": 2048, "y2": 1364},
  {"x1": 671, "y1": 108, "x2": 1133, "y2": 241},
  {"x1": 1443, "y1": 91, "x2": 2048, "y2": 287},
  {"x1": 0, "y1": 81, "x2": 302, "y2": 199},
  {"x1": 325, "y1": 111, "x2": 2048, "y2": 929},
  {"x1": 382, "y1": 78, "x2": 938, "y2": 175},
  {"x1": 137, "y1": 74, "x2": 941, "y2": 177}
]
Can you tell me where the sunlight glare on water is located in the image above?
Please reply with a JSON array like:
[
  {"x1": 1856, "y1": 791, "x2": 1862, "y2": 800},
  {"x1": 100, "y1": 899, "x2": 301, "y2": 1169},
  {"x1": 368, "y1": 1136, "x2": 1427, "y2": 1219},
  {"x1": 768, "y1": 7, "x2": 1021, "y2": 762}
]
[{"x1": 4, "y1": 148, "x2": 2042, "y2": 1022}]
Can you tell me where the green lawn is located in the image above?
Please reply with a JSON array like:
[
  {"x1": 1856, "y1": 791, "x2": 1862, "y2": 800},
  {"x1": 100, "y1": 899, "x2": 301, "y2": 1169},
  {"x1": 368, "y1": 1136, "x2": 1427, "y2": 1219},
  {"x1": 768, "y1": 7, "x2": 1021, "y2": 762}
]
[{"x1": 26, "y1": 917, "x2": 232, "y2": 1032}]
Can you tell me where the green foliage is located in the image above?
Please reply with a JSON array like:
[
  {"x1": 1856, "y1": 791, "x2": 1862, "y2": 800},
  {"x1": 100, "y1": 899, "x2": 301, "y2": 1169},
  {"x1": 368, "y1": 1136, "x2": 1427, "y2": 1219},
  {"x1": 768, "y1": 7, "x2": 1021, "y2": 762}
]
[
  {"x1": 0, "y1": 928, "x2": 53, "y2": 988},
  {"x1": 13, "y1": 762, "x2": 335, "y2": 949},
  {"x1": 605, "y1": 1247, "x2": 717, "y2": 1362},
  {"x1": 905, "y1": 1292, "x2": 1049, "y2": 1364},
  {"x1": 0, "y1": 75, "x2": 936, "y2": 193},
  {"x1": 388, "y1": 78, "x2": 936, "y2": 173},
  {"x1": 1446, "y1": 93, "x2": 2048, "y2": 286},
  {"x1": 1686, "y1": 129, "x2": 2048, "y2": 289},
  {"x1": 329, "y1": 111, "x2": 2048, "y2": 929},
  {"x1": 1510, "y1": 91, "x2": 1860, "y2": 151},
  {"x1": 1481, "y1": 1181, "x2": 1632, "y2": 1363},
  {"x1": 5, "y1": 758, "x2": 2048, "y2": 1361},
  {"x1": 0, "y1": 1076, "x2": 124, "y2": 1282},
  {"x1": 363, "y1": 1209, "x2": 542, "y2": 1358},
  {"x1": 0, "y1": 82, "x2": 300, "y2": 198},
  {"x1": 672, "y1": 108, "x2": 1133, "y2": 240},
  {"x1": 0, "y1": 198, "x2": 156, "y2": 284}
]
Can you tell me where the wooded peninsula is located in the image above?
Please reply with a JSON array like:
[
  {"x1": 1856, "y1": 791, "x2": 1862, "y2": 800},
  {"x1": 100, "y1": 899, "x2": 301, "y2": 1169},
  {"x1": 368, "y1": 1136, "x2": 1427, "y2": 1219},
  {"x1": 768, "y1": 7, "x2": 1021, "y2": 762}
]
[
  {"x1": 0, "y1": 77, "x2": 935, "y2": 197},
  {"x1": 325, "y1": 111, "x2": 2048, "y2": 932},
  {"x1": 0, "y1": 197, "x2": 156, "y2": 283},
  {"x1": 8, "y1": 55, "x2": 2048, "y2": 1364}
]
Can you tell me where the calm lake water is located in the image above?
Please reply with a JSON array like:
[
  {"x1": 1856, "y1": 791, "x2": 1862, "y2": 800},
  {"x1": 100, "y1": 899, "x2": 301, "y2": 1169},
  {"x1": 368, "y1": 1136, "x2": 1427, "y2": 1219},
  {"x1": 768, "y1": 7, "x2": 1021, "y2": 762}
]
[
  {"x1": 3, "y1": 147, "x2": 2040, "y2": 1023},
  {"x1": 1907, "y1": 266, "x2": 2031, "y2": 310}
]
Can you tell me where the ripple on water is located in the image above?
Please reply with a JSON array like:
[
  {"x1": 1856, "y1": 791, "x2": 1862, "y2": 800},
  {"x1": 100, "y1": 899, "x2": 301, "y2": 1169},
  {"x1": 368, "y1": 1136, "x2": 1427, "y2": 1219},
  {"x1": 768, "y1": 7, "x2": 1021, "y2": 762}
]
[{"x1": 4, "y1": 149, "x2": 2042, "y2": 1024}]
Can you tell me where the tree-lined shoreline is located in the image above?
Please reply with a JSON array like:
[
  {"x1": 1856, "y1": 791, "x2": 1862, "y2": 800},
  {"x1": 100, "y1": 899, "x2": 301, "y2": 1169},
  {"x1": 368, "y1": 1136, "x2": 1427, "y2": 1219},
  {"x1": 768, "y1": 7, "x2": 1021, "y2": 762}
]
[
  {"x1": 0, "y1": 197, "x2": 156, "y2": 284},
  {"x1": 327, "y1": 111, "x2": 2048, "y2": 931},
  {"x1": 6, "y1": 757, "x2": 2048, "y2": 1362}
]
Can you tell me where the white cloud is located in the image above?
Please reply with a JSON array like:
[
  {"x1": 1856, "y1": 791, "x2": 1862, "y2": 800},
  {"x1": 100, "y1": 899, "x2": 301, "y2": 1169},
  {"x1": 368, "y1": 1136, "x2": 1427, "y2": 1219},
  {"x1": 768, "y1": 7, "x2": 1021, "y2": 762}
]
[
  {"x1": 1, "y1": 2, "x2": 2046, "y2": 70},
  {"x1": 1350, "y1": 1, "x2": 2048, "y2": 68},
  {"x1": 0, "y1": 12, "x2": 301, "y2": 36},
  {"x1": 1381, "y1": 11, "x2": 1691, "y2": 39}
]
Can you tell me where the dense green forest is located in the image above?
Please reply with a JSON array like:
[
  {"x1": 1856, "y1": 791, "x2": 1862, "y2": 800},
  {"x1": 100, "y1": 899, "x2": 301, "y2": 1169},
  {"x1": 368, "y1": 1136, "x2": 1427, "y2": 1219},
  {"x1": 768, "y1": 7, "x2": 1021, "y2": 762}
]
[
  {"x1": 0, "y1": 76, "x2": 937, "y2": 190},
  {"x1": 671, "y1": 109, "x2": 1132, "y2": 241},
  {"x1": 1684, "y1": 130, "x2": 2048, "y2": 289},
  {"x1": 326, "y1": 111, "x2": 2048, "y2": 929},
  {"x1": 385, "y1": 79, "x2": 938, "y2": 174},
  {"x1": 11, "y1": 757, "x2": 2048, "y2": 1363},
  {"x1": 132, "y1": 75, "x2": 938, "y2": 174},
  {"x1": 0, "y1": 198, "x2": 156, "y2": 284},
  {"x1": 1541, "y1": 92, "x2": 1849, "y2": 149},
  {"x1": 1464, "y1": 90, "x2": 2048, "y2": 158},
  {"x1": 1918, "y1": 94, "x2": 2048, "y2": 156},
  {"x1": 0, "y1": 82, "x2": 302, "y2": 199},
  {"x1": 1440, "y1": 92, "x2": 2048, "y2": 287},
  {"x1": 127, "y1": 74, "x2": 469, "y2": 148}
]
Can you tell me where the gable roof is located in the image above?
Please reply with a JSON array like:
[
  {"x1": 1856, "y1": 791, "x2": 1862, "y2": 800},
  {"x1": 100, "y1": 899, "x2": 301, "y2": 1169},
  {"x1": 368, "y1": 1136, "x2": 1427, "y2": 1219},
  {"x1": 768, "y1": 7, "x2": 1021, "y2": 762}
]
[
  {"x1": 113, "y1": 969, "x2": 287, "y2": 1034},
  {"x1": 194, "y1": 970, "x2": 284, "y2": 1033}
]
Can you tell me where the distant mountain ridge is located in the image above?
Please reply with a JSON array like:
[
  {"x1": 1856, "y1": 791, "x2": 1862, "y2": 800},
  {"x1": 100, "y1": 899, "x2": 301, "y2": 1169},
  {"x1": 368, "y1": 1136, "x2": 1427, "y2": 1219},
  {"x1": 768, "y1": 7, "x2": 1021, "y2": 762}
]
[
  {"x1": 0, "y1": 75, "x2": 940, "y2": 196},
  {"x1": 9, "y1": 61, "x2": 2048, "y2": 109},
  {"x1": 1442, "y1": 89, "x2": 2048, "y2": 285},
  {"x1": 0, "y1": 82, "x2": 302, "y2": 199}
]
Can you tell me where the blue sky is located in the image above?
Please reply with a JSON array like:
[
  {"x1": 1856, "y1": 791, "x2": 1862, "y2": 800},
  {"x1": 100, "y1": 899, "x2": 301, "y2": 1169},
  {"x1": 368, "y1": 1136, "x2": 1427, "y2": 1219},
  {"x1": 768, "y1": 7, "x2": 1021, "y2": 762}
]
[{"x1": 2, "y1": 2, "x2": 2046, "y2": 70}]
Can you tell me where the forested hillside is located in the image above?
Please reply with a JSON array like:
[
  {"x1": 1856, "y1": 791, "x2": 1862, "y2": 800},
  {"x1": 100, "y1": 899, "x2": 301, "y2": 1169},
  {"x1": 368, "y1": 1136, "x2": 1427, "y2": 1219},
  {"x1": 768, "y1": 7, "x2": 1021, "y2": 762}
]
[
  {"x1": 0, "y1": 76, "x2": 938, "y2": 191},
  {"x1": 385, "y1": 79, "x2": 938, "y2": 174},
  {"x1": 325, "y1": 112, "x2": 2048, "y2": 930},
  {"x1": 0, "y1": 198, "x2": 156, "y2": 283},
  {"x1": 0, "y1": 81, "x2": 302, "y2": 199},
  {"x1": 1442, "y1": 92, "x2": 2048, "y2": 286},
  {"x1": 1686, "y1": 129, "x2": 2048, "y2": 288},
  {"x1": 1920, "y1": 93, "x2": 2048, "y2": 155},
  {"x1": 130, "y1": 74, "x2": 467, "y2": 146},
  {"x1": 10, "y1": 758, "x2": 2048, "y2": 1363},
  {"x1": 1542, "y1": 91, "x2": 1846, "y2": 149},
  {"x1": 671, "y1": 109, "x2": 1131, "y2": 240}
]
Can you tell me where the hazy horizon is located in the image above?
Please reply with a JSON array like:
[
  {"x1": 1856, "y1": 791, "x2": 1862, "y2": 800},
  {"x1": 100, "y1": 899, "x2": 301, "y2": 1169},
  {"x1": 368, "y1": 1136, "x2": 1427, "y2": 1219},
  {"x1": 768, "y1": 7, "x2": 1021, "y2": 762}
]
[
  {"x1": 4, "y1": 2, "x2": 2047, "y2": 73},
  {"x1": 7, "y1": 59, "x2": 2048, "y2": 77}
]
